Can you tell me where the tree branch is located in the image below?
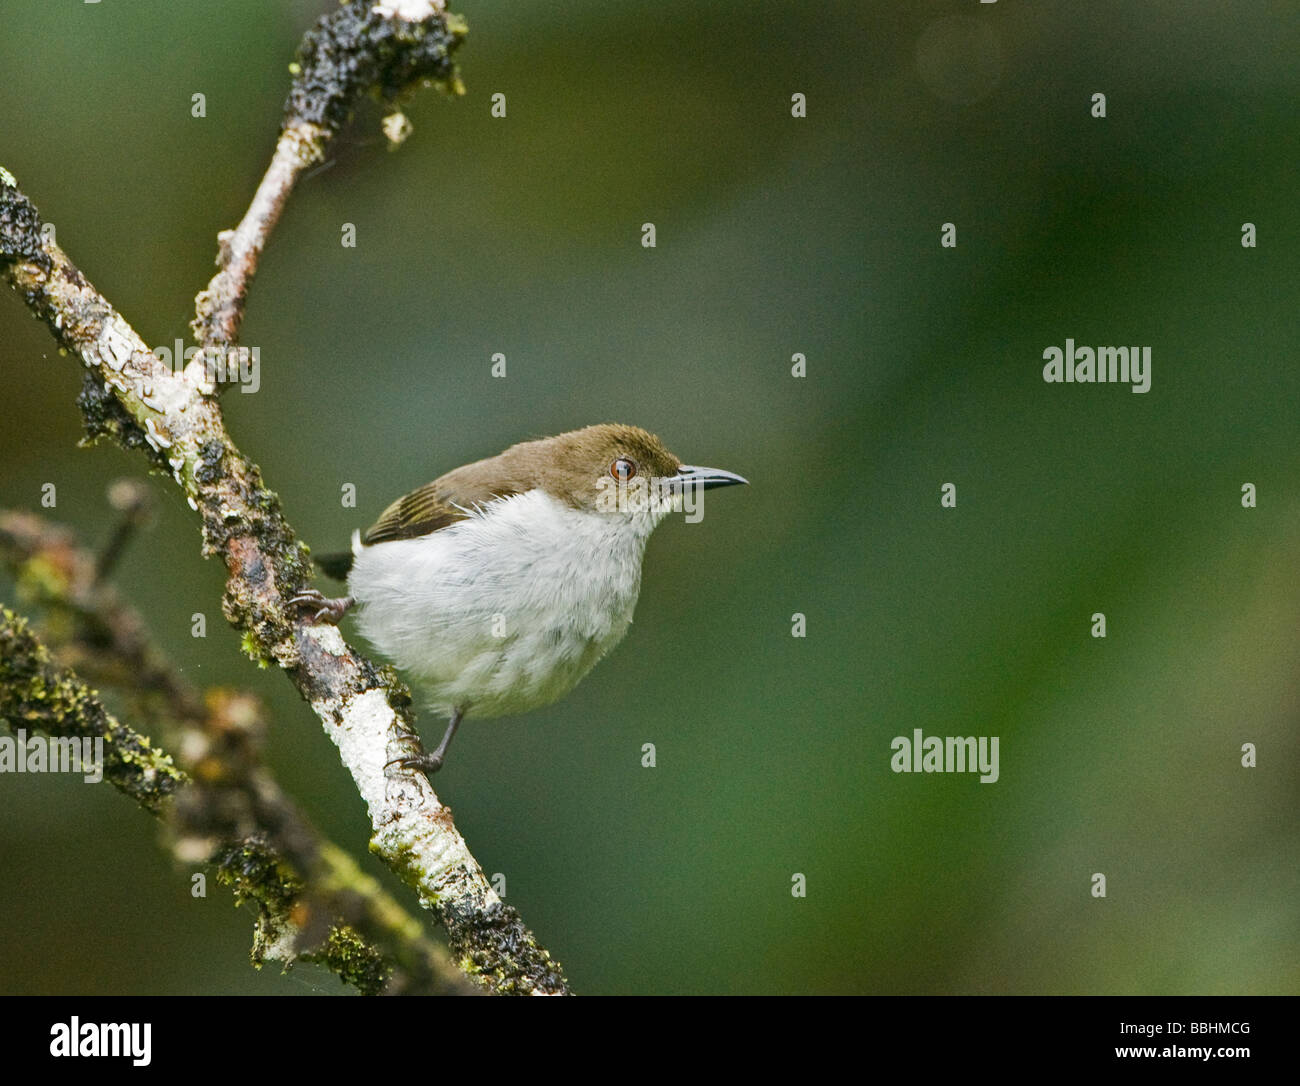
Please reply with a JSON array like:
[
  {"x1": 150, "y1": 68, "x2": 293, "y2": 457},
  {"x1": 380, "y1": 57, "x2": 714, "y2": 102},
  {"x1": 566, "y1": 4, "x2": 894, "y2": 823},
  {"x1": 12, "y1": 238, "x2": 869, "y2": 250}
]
[
  {"x1": 0, "y1": 0, "x2": 569, "y2": 995},
  {"x1": 0, "y1": 605, "x2": 184, "y2": 811},
  {"x1": 192, "y1": 0, "x2": 466, "y2": 350},
  {"x1": 1, "y1": 511, "x2": 474, "y2": 995}
]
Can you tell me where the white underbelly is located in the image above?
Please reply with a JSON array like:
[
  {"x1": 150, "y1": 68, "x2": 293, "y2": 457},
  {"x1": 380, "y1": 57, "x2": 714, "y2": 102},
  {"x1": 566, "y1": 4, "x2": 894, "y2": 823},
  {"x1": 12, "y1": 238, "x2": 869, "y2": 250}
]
[{"x1": 346, "y1": 490, "x2": 655, "y2": 719}]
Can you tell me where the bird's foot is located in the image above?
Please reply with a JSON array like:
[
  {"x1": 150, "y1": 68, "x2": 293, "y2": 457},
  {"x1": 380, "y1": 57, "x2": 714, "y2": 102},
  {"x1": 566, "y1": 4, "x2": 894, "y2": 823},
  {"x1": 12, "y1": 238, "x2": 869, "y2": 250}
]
[
  {"x1": 385, "y1": 751, "x2": 446, "y2": 776},
  {"x1": 289, "y1": 588, "x2": 355, "y2": 625},
  {"x1": 384, "y1": 710, "x2": 463, "y2": 779}
]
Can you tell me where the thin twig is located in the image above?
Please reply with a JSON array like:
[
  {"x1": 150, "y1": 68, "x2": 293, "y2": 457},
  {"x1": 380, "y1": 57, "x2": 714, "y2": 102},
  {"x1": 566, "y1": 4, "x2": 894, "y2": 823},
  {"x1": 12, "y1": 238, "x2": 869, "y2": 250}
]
[
  {"x1": 191, "y1": 0, "x2": 465, "y2": 352},
  {"x1": 94, "y1": 478, "x2": 153, "y2": 582}
]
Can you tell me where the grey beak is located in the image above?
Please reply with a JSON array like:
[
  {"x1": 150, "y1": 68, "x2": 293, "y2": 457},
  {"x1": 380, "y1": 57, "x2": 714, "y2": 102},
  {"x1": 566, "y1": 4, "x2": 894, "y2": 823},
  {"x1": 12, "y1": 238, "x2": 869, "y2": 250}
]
[{"x1": 668, "y1": 464, "x2": 749, "y2": 491}]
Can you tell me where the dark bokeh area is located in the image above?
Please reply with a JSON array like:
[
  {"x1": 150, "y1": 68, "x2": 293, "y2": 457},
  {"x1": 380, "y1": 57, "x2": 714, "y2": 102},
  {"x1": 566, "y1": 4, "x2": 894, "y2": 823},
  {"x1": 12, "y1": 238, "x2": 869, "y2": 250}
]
[{"x1": 1, "y1": 1, "x2": 1296, "y2": 994}]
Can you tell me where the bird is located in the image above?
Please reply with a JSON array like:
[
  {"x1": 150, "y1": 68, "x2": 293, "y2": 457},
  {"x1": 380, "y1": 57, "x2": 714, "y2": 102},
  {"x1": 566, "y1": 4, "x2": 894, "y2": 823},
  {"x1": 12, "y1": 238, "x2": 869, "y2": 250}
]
[{"x1": 291, "y1": 423, "x2": 747, "y2": 773}]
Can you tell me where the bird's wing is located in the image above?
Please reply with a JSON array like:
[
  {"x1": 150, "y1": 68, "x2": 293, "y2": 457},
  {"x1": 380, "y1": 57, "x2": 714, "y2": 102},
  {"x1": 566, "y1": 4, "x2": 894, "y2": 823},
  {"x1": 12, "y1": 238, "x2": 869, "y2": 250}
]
[{"x1": 361, "y1": 475, "x2": 525, "y2": 545}]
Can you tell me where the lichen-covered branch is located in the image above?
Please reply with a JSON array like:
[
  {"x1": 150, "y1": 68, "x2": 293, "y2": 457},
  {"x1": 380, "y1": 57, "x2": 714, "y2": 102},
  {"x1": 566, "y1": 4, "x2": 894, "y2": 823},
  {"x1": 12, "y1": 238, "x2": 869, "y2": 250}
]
[
  {"x1": 0, "y1": 605, "x2": 465, "y2": 995},
  {"x1": 0, "y1": 605, "x2": 184, "y2": 811},
  {"x1": 1, "y1": 514, "x2": 473, "y2": 994},
  {"x1": 1, "y1": 498, "x2": 206, "y2": 729},
  {"x1": 0, "y1": 1, "x2": 569, "y2": 995}
]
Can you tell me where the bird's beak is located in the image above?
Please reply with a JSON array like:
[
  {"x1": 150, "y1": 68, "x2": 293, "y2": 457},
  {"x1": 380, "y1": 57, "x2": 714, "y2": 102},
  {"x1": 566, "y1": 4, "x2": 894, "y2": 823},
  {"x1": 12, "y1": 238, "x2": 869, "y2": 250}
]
[{"x1": 666, "y1": 464, "x2": 749, "y2": 491}]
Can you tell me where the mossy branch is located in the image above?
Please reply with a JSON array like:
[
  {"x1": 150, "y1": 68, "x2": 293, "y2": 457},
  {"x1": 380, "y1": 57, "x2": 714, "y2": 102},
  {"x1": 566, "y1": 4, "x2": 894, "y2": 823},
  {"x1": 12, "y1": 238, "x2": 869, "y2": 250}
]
[
  {"x1": 1, "y1": 514, "x2": 473, "y2": 995},
  {"x1": 0, "y1": 605, "x2": 183, "y2": 811},
  {"x1": 0, "y1": 0, "x2": 568, "y2": 995}
]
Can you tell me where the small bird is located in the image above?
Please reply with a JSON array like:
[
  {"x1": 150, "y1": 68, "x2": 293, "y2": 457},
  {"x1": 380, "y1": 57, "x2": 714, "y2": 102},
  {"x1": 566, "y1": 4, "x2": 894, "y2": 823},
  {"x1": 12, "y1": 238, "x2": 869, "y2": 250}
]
[{"x1": 292, "y1": 423, "x2": 746, "y2": 773}]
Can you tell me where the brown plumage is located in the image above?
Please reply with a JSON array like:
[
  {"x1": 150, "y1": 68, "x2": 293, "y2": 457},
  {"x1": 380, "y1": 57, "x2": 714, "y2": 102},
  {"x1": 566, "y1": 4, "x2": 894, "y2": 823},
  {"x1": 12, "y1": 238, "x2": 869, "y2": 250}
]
[{"x1": 316, "y1": 424, "x2": 683, "y2": 575}]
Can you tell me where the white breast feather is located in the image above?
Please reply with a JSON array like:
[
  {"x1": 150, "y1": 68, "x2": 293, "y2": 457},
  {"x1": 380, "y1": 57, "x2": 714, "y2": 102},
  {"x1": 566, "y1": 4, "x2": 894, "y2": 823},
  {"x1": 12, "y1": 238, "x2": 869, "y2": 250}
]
[{"x1": 347, "y1": 489, "x2": 662, "y2": 719}]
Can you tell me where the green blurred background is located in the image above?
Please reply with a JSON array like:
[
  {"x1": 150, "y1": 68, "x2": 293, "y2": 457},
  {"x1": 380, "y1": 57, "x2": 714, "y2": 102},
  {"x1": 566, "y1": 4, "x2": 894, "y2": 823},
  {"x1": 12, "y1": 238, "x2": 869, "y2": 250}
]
[{"x1": 1, "y1": 0, "x2": 1297, "y2": 995}]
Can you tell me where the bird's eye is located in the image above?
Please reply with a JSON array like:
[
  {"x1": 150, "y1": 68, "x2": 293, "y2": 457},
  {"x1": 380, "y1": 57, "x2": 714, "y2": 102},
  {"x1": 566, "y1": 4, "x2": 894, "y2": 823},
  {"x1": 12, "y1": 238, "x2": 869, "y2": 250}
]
[{"x1": 610, "y1": 457, "x2": 637, "y2": 481}]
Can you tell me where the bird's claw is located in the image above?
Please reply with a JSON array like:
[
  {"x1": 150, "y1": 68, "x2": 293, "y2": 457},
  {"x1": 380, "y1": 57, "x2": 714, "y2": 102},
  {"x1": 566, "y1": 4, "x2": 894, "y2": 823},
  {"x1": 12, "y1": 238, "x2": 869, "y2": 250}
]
[
  {"x1": 289, "y1": 589, "x2": 354, "y2": 625},
  {"x1": 385, "y1": 751, "x2": 445, "y2": 776}
]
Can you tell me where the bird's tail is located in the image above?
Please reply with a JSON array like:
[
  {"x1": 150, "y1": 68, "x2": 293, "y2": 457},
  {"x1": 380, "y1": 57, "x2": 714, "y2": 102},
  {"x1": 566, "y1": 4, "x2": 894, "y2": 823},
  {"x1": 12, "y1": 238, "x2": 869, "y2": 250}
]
[{"x1": 314, "y1": 551, "x2": 354, "y2": 581}]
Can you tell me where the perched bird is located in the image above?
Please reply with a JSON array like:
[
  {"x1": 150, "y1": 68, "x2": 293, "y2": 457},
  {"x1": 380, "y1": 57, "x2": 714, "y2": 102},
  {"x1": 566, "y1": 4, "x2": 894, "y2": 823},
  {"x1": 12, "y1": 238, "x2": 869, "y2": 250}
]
[{"x1": 292, "y1": 423, "x2": 746, "y2": 773}]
